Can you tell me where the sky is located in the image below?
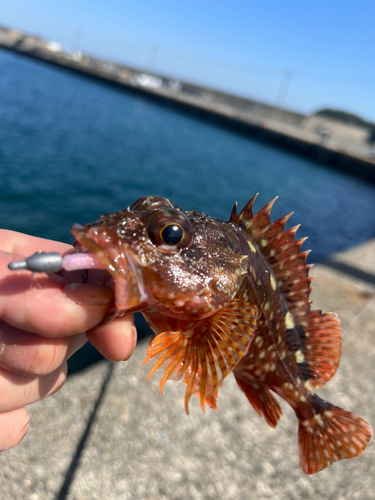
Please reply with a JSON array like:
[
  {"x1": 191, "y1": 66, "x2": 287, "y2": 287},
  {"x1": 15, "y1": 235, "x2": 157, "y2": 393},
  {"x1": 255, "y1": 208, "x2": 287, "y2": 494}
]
[{"x1": 1, "y1": 0, "x2": 375, "y2": 121}]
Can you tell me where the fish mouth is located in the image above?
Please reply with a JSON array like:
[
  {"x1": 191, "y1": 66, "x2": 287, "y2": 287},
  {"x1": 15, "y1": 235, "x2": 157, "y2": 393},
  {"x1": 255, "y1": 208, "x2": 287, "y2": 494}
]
[{"x1": 70, "y1": 223, "x2": 149, "y2": 313}]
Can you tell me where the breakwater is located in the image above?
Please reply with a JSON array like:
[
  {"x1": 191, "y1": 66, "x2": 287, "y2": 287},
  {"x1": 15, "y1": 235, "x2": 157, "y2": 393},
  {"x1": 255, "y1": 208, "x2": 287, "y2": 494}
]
[{"x1": 1, "y1": 25, "x2": 374, "y2": 182}]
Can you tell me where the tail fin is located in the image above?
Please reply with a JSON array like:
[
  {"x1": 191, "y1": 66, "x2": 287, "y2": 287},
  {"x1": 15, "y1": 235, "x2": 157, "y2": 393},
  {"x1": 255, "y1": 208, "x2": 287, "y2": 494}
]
[{"x1": 298, "y1": 408, "x2": 372, "y2": 474}]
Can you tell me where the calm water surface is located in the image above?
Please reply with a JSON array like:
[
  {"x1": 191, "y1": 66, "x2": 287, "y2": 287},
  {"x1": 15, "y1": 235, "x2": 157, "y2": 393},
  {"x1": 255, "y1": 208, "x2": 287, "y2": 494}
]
[{"x1": 1, "y1": 48, "x2": 375, "y2": 264}]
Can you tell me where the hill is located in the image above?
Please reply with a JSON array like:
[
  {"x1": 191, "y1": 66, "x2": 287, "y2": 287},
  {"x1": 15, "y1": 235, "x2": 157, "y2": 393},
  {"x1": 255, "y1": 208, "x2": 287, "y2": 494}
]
[{"x1": 314, "y1": 108, "x2": 375, "y2": 130}]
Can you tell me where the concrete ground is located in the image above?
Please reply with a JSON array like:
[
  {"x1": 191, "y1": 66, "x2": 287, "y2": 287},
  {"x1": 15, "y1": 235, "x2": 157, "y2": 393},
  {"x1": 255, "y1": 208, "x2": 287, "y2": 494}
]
[{"x1": 1, "y1": 240, "x2": 374, "y2": 500}]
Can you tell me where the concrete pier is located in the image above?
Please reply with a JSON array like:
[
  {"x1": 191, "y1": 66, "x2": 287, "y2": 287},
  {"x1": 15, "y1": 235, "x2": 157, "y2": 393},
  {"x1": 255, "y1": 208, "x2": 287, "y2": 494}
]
[
  {"x1": 0, "y1": 239, "x2": 374, "y2": 500},
  {"x1": 1, "y1": 25, "x2": 375, "y2": 183}
]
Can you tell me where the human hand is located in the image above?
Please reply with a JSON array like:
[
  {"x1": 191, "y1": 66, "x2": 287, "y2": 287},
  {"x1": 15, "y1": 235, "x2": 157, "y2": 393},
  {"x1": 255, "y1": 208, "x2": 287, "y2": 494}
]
[{"x1": 0, "y1": 230, "x2": 137, "y2": 451}]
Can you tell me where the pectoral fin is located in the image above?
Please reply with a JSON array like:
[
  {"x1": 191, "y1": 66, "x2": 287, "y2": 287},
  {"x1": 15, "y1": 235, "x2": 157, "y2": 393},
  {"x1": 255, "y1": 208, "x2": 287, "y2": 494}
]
[{"x1": 143, "y1": 299, "x2": 258, "y2": 413}]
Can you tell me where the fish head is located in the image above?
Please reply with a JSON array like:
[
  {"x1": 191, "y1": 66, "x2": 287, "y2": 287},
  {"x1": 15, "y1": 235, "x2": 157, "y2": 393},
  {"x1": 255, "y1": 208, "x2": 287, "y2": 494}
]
[{"x1": 71, "y1": 196, "x2": 248, "y2": 321}]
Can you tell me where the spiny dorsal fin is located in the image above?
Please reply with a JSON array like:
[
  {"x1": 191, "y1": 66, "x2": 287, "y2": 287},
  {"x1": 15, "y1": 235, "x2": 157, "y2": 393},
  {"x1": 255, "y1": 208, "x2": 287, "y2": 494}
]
[
  {"x1": 238, "y1": 196, "x2": 278, "y2": 238},
  {"x1": 235, "y1": 196, "x2": 312, "y2": 312},
  {"x1": 143, "y1": 300, "x2": 258, "y2": 413},
  {"x1": 229, "y1": 201, "x2": 239, "y2": 224},
  {"x1": 238, "y1": 193, "x2": 259, "y2": 221},
  {"x1": 235, "y1": 196, "x2": 342, "y2": 389}
]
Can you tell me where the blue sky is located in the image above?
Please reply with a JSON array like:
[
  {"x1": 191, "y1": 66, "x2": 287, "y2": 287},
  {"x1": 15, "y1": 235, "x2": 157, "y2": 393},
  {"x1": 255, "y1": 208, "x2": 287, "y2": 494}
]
[{"x1": 2, "y1": 0, "x2": 375, "y2": 121}]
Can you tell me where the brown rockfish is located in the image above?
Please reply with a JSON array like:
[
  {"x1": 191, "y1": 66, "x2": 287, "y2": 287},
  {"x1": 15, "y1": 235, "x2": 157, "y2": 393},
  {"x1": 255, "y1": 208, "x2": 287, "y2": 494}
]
[{"x1": 71, "y1": 195, "x2": 372, "y2": 474}]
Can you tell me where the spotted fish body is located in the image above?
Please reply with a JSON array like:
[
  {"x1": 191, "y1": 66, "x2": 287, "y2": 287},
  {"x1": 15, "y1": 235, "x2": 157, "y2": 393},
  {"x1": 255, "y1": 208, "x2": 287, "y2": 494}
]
[{"x1": 71, "y1": 195, "x2": 372, "y2": 474}]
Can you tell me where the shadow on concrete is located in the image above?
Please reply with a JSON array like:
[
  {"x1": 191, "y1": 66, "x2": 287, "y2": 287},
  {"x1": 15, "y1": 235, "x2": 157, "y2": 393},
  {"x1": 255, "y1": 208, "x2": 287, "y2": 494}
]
[
  {"x1": 57, "y1": 362, "x2": 114, "y2": 500},
  {"x1": 322, "y1": 261, "x2": 375, "y2": 286}
]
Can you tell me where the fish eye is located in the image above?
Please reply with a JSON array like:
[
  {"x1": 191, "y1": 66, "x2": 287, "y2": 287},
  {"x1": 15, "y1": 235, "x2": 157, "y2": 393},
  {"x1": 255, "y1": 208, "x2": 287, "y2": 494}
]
[
  {"x1": 148, "y1": 212, "x2": 193, "y2": 252},
  {"x1": 161, "y1": 224, "x2": 184, "y2": 245}
]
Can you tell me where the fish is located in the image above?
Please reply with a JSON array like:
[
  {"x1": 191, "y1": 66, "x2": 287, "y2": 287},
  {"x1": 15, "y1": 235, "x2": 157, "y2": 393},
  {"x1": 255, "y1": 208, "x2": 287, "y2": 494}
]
[{"x1": 71, "y1": 194, "x2": 372, "y2": 474}]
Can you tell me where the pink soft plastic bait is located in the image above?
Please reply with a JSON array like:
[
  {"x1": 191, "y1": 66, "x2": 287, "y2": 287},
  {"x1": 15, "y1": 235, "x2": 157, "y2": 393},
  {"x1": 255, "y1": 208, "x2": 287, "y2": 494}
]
[{"x1": 62, "y1": 252, "x2": 106, "y2": 271}]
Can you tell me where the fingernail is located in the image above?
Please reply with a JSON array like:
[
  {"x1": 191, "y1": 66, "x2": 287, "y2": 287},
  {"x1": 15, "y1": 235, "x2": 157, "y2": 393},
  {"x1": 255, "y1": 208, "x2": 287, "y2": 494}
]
[
  {"x1": 123, "y1": 324, "x2": 137, "y2": 361},
  {"x1": 64, "y1": 283, "x2": 113, "y2": 306},
  {"x1": 0, "y1": 323, "x2": 8, "y2": 361},
  {"x1": 42, "y1": 364, "x2": 68, "y2": 398},
  {"x1": 131, "y1": 325, "x2": 137, "y2": 343},
  {"x1": 22, "y1": 412, "x2": 31, "y2": 436}
]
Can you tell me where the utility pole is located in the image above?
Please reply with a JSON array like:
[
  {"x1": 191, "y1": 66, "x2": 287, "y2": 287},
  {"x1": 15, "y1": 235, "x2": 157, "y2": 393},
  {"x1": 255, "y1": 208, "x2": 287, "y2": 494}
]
[
  {"x1": 72, "y1": 27, "x2": 82, "y2": 53},
  {"x1": 274, "y1": 69, "x2": 293, "y2": 121},
  {"x1": 147, "y1": 44, "x2": 159, "y2": 72}
]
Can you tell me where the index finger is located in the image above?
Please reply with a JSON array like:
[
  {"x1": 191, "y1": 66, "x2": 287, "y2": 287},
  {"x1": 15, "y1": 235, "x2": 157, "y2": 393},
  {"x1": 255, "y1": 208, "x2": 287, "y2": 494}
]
[
  {"x1": 0, "y1": 229, "x2": 72, "y2": 256},
  {"x1": 0, "y1": 234, "x2": 113, "y2": 337}
]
